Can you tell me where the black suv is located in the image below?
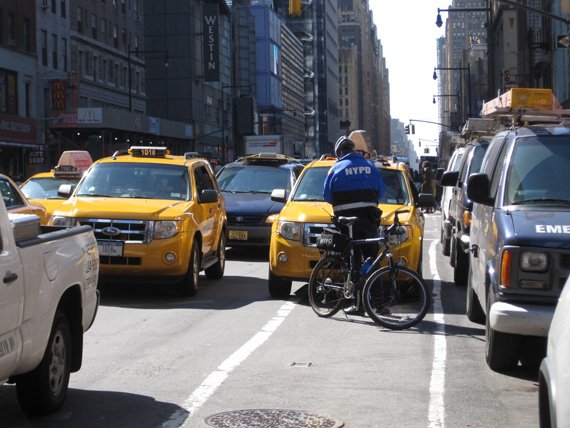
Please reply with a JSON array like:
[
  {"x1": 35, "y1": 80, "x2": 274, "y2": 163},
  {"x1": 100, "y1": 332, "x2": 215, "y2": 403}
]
[
  {"x1": 216, "y1": 154, "x2": 304, "y2": 247},
  {"x1": 440, "y1": 139, "x2": 489, "y2": 285},
  {"x1": 466, "y1": 124, "x2": 570, "y2": 371}
]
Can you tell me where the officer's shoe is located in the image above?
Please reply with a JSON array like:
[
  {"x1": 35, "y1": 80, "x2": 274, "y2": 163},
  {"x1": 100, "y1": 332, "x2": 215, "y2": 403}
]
[{"x1": 343, "y1": 304, "x2": 365, "y2": 316}]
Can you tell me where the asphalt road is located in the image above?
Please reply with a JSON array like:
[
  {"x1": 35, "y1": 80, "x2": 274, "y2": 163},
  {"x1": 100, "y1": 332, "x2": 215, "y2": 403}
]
[{"x1": 1, "y1": 213, "x2": 540, "y2": 428}]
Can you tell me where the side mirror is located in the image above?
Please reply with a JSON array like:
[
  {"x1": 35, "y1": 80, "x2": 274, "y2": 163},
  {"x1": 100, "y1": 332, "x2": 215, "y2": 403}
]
[
  {"x1": 58, "y1": 184, "x2": 73, "y2": 198},
  {"x1": 271, "y1": 188, "x2": 287, "y2": 203},
  {"x1": 200, "y1": 189, "x2": 219, "y2": 204},
  {"x1": 440, "y1": 170, "x2": 459, "y2": 187},
  {"x1": 416, "y1": 193, "x2": 435, "y2": 207},
  {"x1": 467, "y1": 173, "x2": 494, "y2": 206}
]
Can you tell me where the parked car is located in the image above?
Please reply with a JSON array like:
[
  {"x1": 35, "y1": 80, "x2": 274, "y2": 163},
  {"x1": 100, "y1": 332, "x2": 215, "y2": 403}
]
[
  {"x1": 216, "y1": 153, "x2": 304, "y2": 247},
  {"x1": 267, "y1": 157, "x2": 434, "y2": 298},
  {"x1": 439, "y1": 147, "x2": 465, "y2": 256},
  {"x1": 440, "y1": 139, "x2": 489, "y2": 285},
  {"x1": 539, "y1": 275, "x2": 570, "y2": 428},
  {"x1": 466, "y1": 123, "x2": 570, "y2": 371},
  {"x1": 0, "y1": 174, "x2": 47, "y2": 224}
]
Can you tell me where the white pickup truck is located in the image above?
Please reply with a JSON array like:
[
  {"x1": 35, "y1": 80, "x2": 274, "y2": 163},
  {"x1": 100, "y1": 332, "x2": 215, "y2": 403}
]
[{"x1": 0, "y1": 197, "x2": 99, "y2": 415}]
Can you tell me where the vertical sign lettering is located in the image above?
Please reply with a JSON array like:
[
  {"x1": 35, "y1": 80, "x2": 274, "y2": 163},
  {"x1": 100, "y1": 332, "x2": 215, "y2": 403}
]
[{"x1": 203, "y1": 3, "x2": 220, "y2": 82}]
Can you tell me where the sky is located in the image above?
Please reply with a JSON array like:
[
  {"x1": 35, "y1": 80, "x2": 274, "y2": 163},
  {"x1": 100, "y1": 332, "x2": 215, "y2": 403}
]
[{"x1": 370, "y1": 1, "x2": 451, "y2": 148}]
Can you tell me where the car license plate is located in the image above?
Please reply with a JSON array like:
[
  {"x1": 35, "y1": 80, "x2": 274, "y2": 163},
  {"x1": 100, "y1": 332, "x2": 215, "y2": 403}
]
[
  {"x1": 98, "y1": 241, "x2": 124, "y2": 256},
  {"x1": 229, "y1": 230, "x2": 248, "y2": 241}
]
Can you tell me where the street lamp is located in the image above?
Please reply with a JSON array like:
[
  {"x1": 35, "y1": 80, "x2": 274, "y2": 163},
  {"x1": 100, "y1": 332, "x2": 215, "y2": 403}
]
[
  {"x1": 128, "y1": 45, "x2": 170, "y2": 112},
  {"x1": 433, "y1": 65, "x2": 472, "y2": 120}
]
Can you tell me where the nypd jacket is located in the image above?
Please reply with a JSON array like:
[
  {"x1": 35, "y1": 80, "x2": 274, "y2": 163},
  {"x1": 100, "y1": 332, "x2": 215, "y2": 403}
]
[{"x1": 323, "y1": 153, "x2": 385, "y2": 213}]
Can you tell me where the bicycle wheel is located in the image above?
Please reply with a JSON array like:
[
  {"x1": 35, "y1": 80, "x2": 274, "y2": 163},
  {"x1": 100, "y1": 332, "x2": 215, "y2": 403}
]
[
  {"x1": 308, "y1": 255, "x2": 348, "y2": 317},
  {"x1": 363, "y1": 266, "x2": 431, "y2": 330}
]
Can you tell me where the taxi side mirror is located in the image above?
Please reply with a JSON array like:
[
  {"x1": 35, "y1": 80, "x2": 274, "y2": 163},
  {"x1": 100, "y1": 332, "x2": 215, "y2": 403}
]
[
  {"x1": 58, "y1": 184, "x2": 73, "y2": 198},
  {"x1": 270, "y1": 188, "x2": 287, "y2": 203},
  {"x1": 199, "y1": 189, "x2": 219, "y2": 204}
]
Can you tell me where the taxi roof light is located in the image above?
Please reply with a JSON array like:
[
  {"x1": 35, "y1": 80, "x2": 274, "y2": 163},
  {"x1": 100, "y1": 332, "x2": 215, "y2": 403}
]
[{"x1": 129, "y1": 146, "x2": 169, "y2": 158}]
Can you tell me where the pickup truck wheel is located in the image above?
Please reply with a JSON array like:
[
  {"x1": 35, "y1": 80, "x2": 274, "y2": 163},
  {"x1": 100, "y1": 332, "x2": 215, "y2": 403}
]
[
  {"x1": 485, "y1": 293, "x2": 520, "y2": 371},
  {"x1": 176, "y1": 240, "x2": 200, "y2": 297},
  {"x1": 453, "y1": 238, "x2": 468, "y2": 286},
  {"x1": 16, "y1": 310, "x2": 71, "y2": 415},
  {"x1": 205, "y1": 232, "x2": 225, "y2": 280},
  {"x1": 465, "y1": 266, "x2": 485, "y2": 324},
  {"x1": 268, "y1": 269, "x2": 292, "y2": 299}
]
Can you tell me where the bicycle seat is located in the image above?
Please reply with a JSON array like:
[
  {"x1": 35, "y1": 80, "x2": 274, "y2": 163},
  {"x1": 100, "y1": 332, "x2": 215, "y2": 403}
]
[{"x1": 337, "y1": 216, "x2": 359, "y2": 226}]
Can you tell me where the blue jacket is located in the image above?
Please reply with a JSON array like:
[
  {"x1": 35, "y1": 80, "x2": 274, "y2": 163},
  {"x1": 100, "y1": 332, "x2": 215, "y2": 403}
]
[{"x1": 323, "y1": 153, "x2": 385, "y2": 212}]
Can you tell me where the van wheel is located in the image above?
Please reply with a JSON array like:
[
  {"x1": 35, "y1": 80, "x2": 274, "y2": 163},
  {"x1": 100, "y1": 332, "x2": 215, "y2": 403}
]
[
  {"x1": 449, "y1": 234, "x2": 456, "y2": 267},
  {"x1": 466, "y1": 267, "x2": 485, "y2": 324},
  {"x1": 453, "y1": 238, "x2": 468, "y2": 286},
  {"x1": 205, "y1": 232, "x2": 225, "y2": 280},
  {"x1": 176, "y1": 240, "x2": 200, "y2": 297},
  {"x1": 268, "y1": 269, "x2": 292, "y2": 299},
  {"x1": 441, "y1": 229, "x2": 451, "y2": 256},
  {"x1": 486, "y1": 292, "x2": 520, "y2": 371},
  {"x1": 16, "y1": 310, "x2": 71, "y2": 415}
]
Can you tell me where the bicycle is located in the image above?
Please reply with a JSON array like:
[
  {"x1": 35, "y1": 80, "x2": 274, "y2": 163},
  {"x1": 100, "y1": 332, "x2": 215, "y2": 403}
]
[{"x1": 308, "y1": 209, "x2": 431, "y2": 330}]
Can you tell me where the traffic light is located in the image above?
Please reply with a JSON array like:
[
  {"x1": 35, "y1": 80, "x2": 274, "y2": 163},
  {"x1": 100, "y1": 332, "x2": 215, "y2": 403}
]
[
  {"x1": 405, "y1": 125, "x2": 410, "y2": 134},
  {"x1": 411, "y1": 125, "x2": 416, "y2": 134}
]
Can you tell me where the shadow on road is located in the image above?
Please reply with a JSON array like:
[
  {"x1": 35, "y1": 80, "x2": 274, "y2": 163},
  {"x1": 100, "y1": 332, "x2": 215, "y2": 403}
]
[{"x1": 1, "y1": 385, "x2": 187, "y2": 428}]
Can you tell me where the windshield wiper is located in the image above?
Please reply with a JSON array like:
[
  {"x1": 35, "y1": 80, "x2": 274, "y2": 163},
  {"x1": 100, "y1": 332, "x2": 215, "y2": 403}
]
[{"x1": 511, "y1": 198, "x2": 570, "y2": 206}]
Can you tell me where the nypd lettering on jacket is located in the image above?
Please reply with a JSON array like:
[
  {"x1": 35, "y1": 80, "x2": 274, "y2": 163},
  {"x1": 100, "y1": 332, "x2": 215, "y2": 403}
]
[
  {"x1": 344, "y1": 166, "x2": 372, "y2": 175},
  {"x1": 536, "y1": 225, "x2": 570, "y2": 233}
]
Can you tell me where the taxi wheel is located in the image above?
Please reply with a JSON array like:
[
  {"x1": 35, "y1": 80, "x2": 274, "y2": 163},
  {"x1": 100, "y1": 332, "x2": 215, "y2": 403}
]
[
  {"x1": 176, "y1": 240, "x2": 200, "y2": 297},
  {"x1": 205, "y1": 232, "x2": 225, "y2": 280},
  {"x1": 268, "y1": 269, "x2": 292, "y2": 299}
]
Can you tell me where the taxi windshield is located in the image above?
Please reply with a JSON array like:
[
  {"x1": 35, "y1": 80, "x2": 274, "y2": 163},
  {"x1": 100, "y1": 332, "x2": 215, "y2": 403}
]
[
  {"x1": 217, "y1": 165, "x2": 292, "y2": 194},
  {"x1": 21, "y1": 177, "x2": 80, "y2": 200},
  {"x1": 506, "y1": 136, "x2": 570, "y2": 206},
  {"x1": 291, "y1": 166, "x2": 410, "y2": 205},
  {"x1": 75, "y1": 163, "x2": 190, "y2": 200}
]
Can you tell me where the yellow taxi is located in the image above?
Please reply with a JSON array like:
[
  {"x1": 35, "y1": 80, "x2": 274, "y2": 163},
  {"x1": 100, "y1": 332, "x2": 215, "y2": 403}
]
[
  {"x1": 0, "y1": 174, "x2": 47, "y2": 223},
  {"x1": 268, "y1": 157, "x2": 434, "y2": 298},
  {"x1": 49, "y1": 146, "x2": 227, "y2": 297},
  {"x1": 20, "y1": 150, "x2": 93, "y2": 219}
]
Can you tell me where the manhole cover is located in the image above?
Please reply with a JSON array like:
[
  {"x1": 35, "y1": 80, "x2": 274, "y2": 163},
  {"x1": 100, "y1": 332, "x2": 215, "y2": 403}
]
[{"x1": 205, "y1": 409, "x2": 344, "y2": 428}]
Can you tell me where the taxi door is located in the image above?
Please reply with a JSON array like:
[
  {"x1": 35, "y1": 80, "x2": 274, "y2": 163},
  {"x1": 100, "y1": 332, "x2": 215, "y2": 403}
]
[{"x1": 192, "y1": 164, "x2": 222, "y2": 255}]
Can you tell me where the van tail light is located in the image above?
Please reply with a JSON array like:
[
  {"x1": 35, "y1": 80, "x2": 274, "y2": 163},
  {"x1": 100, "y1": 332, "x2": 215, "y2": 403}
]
[{"x1": 501, "y1": 251, "x2": 512, "y2": 287}]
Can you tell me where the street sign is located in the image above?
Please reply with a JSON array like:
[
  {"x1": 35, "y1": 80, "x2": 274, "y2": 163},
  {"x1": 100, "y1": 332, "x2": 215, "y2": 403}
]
[{"x1": 557, "y1": 34, "x2": 570, "y2": 48}]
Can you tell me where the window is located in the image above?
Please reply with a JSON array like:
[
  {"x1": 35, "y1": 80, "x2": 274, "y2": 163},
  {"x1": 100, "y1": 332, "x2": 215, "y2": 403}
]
[
  {"x1": 8, "y1": 13, "x2": 15, "y2": 41},
  {"x1": 101, "y1": 19, "x2": 106, "y2": 44},
  {"x1": 62, "y1": 38, "x2": 68, "y2": 72},
  {"x1": 41, "y1": 30, "x2": 48, "y2": 66},
  {"x1": 24, "y1": 18, "x2": 30, "y2": 51},
  {"x1": 0, "y1": 10, "x2": 3, "y2": 44},
  {"x1": 77, "y1": 7, "x2": 83, "y2": 33},
  {"x1": 113, "y1": 24, "x2": 118, "y2": 48},
  {"x1": 121, "y1": 0, "x2": 126, "y2": 14},
  {"x1": 93, "y1": 56, "x2": 98, "y2": 81},
  {"x1": 52, "y1": 34, "x2": 58, "y2": 69},
  {"x1": 61, "y1": 0, "x2": 66, "y2": 18},
  {"x1": 0, "y1": 68, "x2": 18, "y2": 114},
  {"x1": 194, "y1": 166, "x2": 216, "y2": 198},
  {"x1": 92, "y1": 14, "x2": 97, "y2": 39},
  {"x1": 51, "y1": 0, "x2": 56, "y2": 13}
]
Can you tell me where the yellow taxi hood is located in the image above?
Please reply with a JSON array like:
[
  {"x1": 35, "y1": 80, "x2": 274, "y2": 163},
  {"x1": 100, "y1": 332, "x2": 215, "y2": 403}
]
[
  {"x1": 278, "y1": 201, "x2": 335, "y2": 223},
  {"x1": 54, "y1": 198, "x2": 195, "y2": 220},
  {"x1": 379, "y1": 204, "x2": 413, "y2": 225}
]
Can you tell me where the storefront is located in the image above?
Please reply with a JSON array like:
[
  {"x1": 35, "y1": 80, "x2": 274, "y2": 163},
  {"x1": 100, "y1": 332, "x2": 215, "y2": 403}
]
[{"x1": 0, "y1": 114, "x2": 40, "y2": 181}]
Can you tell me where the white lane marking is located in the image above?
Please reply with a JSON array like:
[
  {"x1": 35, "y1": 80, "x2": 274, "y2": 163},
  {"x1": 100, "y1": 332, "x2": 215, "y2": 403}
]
[
  {"x1": 160, "y1": 300, "x2": 297, "y2": 428},
  {"x1": 428, "y1": 240, "x2": 446, "y2": 428}
]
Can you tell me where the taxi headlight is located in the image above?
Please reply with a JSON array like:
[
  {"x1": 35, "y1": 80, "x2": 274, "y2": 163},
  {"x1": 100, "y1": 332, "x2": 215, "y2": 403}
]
[
  {"x1": 49, "y1": 216, "x2": 78, "y2": 227},
  {"x1": 154, "y1": 221, "x2": 183, "y2": 239},
  {"x1": 266, "y1": 213, "x2": 280, "y2": 224},
  {"x1": 277, "y1": 221, "x2": 302, "y2": 241},
  {"x1": 520, "y1": 251, "x2": 548, "y2": 272},
  {"x1": 384, "y1": 225, "x2": 410, "y2": 244}
]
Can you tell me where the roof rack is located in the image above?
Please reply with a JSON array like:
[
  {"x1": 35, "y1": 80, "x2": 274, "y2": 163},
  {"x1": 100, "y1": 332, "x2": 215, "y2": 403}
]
[
  {"x1": 461, "y1": 118, "x2": 497, "y2": 141},
  {"x1": 481, "y1": 88, "x2": 570, "y2": 123}
]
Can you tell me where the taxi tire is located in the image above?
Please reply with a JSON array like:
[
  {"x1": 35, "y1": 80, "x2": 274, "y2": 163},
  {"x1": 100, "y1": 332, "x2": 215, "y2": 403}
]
[
  {"x1": 16, "y1": 310, "x2": 71, "y2": 415},
  {"x1": 205, "y1": 232, "x2": 225, "y2": 280},
  {"x1": 268, "y1": 269, "x2": 292, "y2": 299},
  {"x1": 176, "y1": 240, "x2": 200, "y2": 297}
]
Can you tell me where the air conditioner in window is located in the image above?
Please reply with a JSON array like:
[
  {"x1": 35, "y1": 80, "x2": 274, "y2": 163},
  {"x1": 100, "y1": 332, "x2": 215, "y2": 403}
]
[
  {"x1": 41, "y1": 0, "x2": 49, "y2": 9},
  {"x1": 9, "y1": 39, "x2": 16, "y2": 47}
]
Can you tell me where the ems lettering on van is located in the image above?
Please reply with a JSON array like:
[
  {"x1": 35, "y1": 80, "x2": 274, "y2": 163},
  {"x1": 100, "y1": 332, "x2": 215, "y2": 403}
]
[
  {"x1": 535, "y1": 225, "x2": 570, "y2": 234},
  {"x1": 345, "y1": 166, "x2": 371, "y2": 175}
]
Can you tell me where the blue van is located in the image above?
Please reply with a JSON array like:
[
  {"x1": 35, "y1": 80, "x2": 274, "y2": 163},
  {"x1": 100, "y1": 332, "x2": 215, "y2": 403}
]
[{"x1": 466, "y1": 124, "x2": 570, "y2": 371}]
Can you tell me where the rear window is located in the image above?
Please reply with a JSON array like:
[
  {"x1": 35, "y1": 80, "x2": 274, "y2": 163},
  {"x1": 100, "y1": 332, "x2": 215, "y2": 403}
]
[
  {"x1": 21, "y1": 177, "x2": 80, "y2": 200},
  {"x1": 506, "y1": 136, "x2": 570, "y2": 205}
]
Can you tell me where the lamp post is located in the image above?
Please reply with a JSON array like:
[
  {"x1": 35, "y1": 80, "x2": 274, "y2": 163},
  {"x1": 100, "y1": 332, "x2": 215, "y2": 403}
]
[
  {"x1": 128, "y1": 45, "x2": 170, "y2": 112},
  {"x1": 433, "y1": 64, "x2": 472, "y2": 122}
]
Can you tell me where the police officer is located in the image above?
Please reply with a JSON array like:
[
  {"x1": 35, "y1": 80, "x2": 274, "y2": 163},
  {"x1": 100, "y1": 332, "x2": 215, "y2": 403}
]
[{"x1": 323, "y1": 136, "x2": 385, "y2": 314}]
